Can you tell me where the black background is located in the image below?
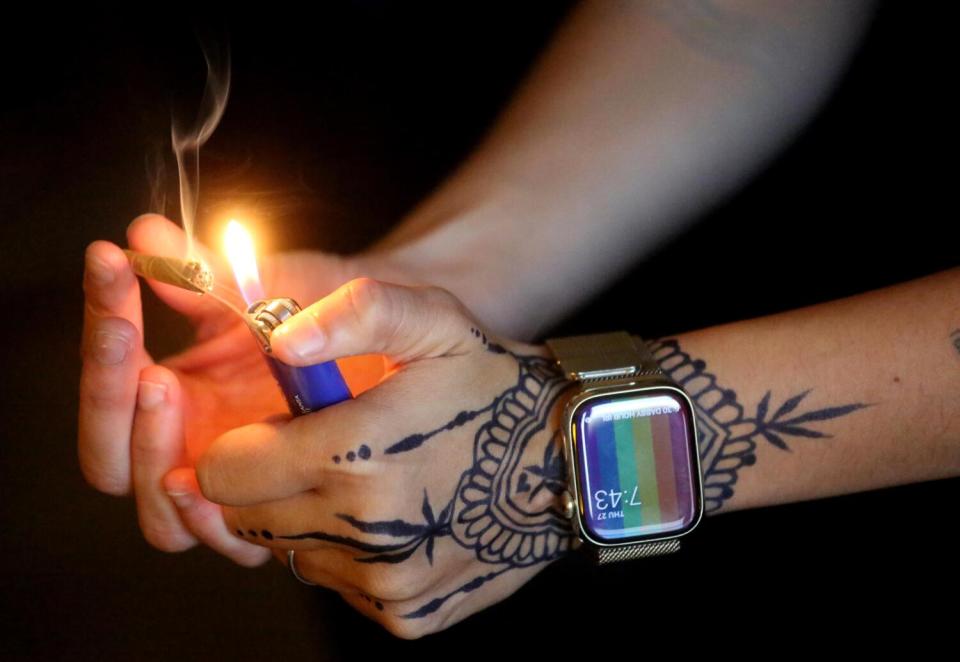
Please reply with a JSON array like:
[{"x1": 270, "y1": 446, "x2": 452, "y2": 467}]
[{"x1": 1, "y1": 2, "x2": 956, "y2": 658}]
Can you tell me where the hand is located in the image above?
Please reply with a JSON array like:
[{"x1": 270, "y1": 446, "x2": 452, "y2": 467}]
[
  {"x1": 194, "y1": 278, "x2": 578, "y2": 638},
  {"x1": 79, "y1": 214, "x2": 378, "y2": 565}
]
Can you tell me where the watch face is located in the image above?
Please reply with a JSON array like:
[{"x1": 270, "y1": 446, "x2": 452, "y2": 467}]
[{"x1": 573, "y1": 388, "x2": 701, "y2": 545}]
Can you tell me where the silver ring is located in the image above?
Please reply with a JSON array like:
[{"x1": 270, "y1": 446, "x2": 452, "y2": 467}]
[{"x1": 287, "y1": 549, "x2": 317, "y2": 586}]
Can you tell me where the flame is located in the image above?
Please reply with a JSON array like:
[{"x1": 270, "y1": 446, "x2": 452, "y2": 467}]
[{"x1": 224, "y1": 220, "x2": 265, "y2": 305}]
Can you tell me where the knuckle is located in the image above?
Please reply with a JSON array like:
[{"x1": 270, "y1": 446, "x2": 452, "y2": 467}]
[
  {"x1": 93, "y1": 315, "x2": 139, "y2": 342},
  {"x1": 423, "y1": 286, "x2": 471, "y2": 340},
  {"x1": 360, "y1": 565, "x2": 424, "y2": 603},
  {"x1": 378, "y1": 614, "x2": 431, "y2": 640},
  {"x1": 344, "y1": 277, "x2": 387, "y2": 326},
  {"x1": 427, "y1": 284, "x2": 468, "y2": 318},
  {"x1": 82, "y1": 316, "x2": 139, "y2": 363},
  {"x1": 344, "y1": 277, "x2": 410, "y2": 351},
  {"x1": 425, "y1": 284, "x2": 459, "y2": 309}
]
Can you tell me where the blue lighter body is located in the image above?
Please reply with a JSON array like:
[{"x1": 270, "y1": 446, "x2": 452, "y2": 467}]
[
  {"x1": 247, "y1": 297, "x2": 353, "y2": 417},
  {"x1": 264, "y1": 355, "x2": 352, "y2": 416}
]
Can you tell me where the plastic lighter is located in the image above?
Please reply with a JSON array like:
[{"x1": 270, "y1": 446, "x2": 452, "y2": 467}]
[{"x1": 246, "y1": 297, "x2": 352, "y2": 415}]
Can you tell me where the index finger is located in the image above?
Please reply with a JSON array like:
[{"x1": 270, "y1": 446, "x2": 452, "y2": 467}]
[
  {"x1": 194, "y1": 366, "x2": 489, "y2": 507},
  {"x1": 79, "y1": 240, "x2": 151, "y2": 495},
  {"x1": 195, "y1": 395, "x2": 385, "y2": 507}
]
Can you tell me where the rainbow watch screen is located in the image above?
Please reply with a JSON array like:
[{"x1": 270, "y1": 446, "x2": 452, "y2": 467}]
[{"x1": 575, "y1": 390, "x2": 700, "y2": 544}]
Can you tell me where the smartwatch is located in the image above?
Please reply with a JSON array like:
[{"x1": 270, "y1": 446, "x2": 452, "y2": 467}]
[{"x1": 545, "y1": 332, "x2": 704, "y2": 565}]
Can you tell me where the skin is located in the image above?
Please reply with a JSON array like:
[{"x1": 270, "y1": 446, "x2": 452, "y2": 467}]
[
  {"x1": 81, "y1": 215, "x2": 357, "y2": 564},
  {"x1": 370, "y1": 0, "x2": 875, "y2": 338},
  {"x1": 197, "y1": 265, "x2": 960, "y2": 639},
  {"x1": 78, "y1": 0, "x2": 885, "y2": 639},
  {"x1": 80, "y1": 0, "x2": 874, "y2": 560},
  {"x1": 80, "y1": 220, "x2": 960, "y2": 637}
]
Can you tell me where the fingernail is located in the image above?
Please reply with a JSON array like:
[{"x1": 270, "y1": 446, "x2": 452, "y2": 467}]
[
  {"x1": 137, "y1": 381, "x2": 168, "y2": 410},
  {"x1": 93, "y1": 331, "x2": 131, "y2": 365},
  {"x1": 273, "y1": 322, "x2": 324, "y2": 362},
  {"x1": 86, "y1": 253, "x2": 115, "y2": 286},
  {"x1": 166, "y1": 490, "x2": 192, "y2": 508}
]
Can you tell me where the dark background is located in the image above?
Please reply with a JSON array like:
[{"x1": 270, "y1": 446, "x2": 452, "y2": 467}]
[{"x1": 1, "y1": 2, "x2": 955, "y2": 658}]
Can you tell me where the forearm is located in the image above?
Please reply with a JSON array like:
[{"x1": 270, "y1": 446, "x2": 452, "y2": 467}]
[
  {"x1": 653, "y1": 267, "x2": 960, "y2": 515},
  {"x1": 368, "y1": 0, "x2": 874, "y2": 339}
]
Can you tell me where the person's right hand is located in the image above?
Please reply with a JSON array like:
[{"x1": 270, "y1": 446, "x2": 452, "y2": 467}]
[{"x1": 79, "y1": 214, "x2": 381, "y2": 565}]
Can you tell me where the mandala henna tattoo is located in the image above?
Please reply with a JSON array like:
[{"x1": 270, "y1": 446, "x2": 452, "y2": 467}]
[
  {"x1": 447, "y1": 355, "x2": 573, "y2": 567},
  {"x1": 522, "y1": 431, "x2": 567, "y2": 504},
  {"x1": 277, "y1": 351, "x2": 576, "y2": 619},
  {"x1": 280, "y1": 355, "x2": 574, "y2": 565},
  {"x1": 271, "y1": 338, "x2": 869, "y2": 621}
]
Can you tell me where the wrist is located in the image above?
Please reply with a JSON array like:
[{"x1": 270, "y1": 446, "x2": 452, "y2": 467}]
[
  {"x1": 358, "y1": 224, "x2": 515, "y2": 337},
  {"x1": 504, "y1": 344, "x2": 581, "y2": 560}
]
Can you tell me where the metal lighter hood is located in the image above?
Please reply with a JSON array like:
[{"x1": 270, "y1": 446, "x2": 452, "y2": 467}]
[{"x1": 246, "y1": 297, "x2": 302, "y2": 352}]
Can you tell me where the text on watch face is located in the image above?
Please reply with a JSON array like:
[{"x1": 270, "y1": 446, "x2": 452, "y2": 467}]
[{"x1": 575, "y1": 392, "x2": 699, "y2": 543}]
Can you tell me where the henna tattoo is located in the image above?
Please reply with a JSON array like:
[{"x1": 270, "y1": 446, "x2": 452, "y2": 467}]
[
  {"x1": 333, "y1": 442, "x2": 373, "y2": 463},
  {"x1": 359, "y1": 594, "x2": 384, "y2": 611},
  {"x1": 648, "y1": 339, "x2": 870, "y2": 513},
  {"x1": 265, "y1": 338, "x2": 868, "y2": 623},
  {"x1": 391, "y1": 348, "x2": 574, "y2": 619},
  {"x1": 378, "y1": 326, "x2": 509, "y2": 456},
  {"x1": 282, "y1": 489, "x2": 452, "y2": 566},
  {"x1": 752, "y1": 389, "x2": 869, "y2": 451},
  {"x1": 470, "y1": 326, "x2": 508, "y2": 355},
  {"x1": 279, "y1": 525, "x2": 419, "y2": 560},
  {"x1": 385, "y1": 401, "x2": 496, "y2": 455},
  {"x1": 952, "y1": 330, "x2": 960, "y2": 357},
  {"x1": 446, "y1": 354, "x2": 573, "y2": 568},
  {"x1": 521, "y1": 431, "x2": 568, "y2": 503},
  {"x1": 275, "y1": 350, "x2": 573, "y2": 619}
]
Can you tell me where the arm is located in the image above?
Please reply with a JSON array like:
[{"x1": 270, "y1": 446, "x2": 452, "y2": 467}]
[
  {"x1": 194, "y1": 267, "x2": 959, "y2": 638},
  {"x1": 78, "y1": 2, "x2": 876, "y2": 562},
  {"x1": 659, "y1": 266, "x2": 960, "y2": 514},
  {"x1": 366, "y1": 0, "x2": 875, "y2": 338}
]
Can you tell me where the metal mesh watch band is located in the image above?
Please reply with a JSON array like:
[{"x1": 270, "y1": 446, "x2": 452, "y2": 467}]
[
  {"x1": 545, "y1": 332, "x2": 679, "y2": 563},
  {"x1": 546, "y1": 332, "x2": 662, "y2": 383},
  {"x1": 590, "y1": 539, "x2": 680, "y2": 564}
]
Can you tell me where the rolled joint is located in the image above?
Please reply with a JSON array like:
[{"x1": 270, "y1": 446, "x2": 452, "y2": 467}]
[{"x1": 123, "y1": 249, "x2": 214, "y2": 294}]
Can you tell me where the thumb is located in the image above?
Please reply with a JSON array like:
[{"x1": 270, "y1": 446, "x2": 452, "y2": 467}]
[{"x1": 270, "y1": 278, "x2": 476, "y2": 366}]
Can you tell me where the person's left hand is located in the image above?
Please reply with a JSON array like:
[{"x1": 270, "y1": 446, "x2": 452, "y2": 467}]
[{"x1": 189, "y1": 278, "x2": 578, "y2": 638}]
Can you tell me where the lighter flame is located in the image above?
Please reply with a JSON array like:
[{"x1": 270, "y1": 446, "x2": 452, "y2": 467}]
[{"x1": 224, "y1": 220, "x2": 265, "y2": 305}]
